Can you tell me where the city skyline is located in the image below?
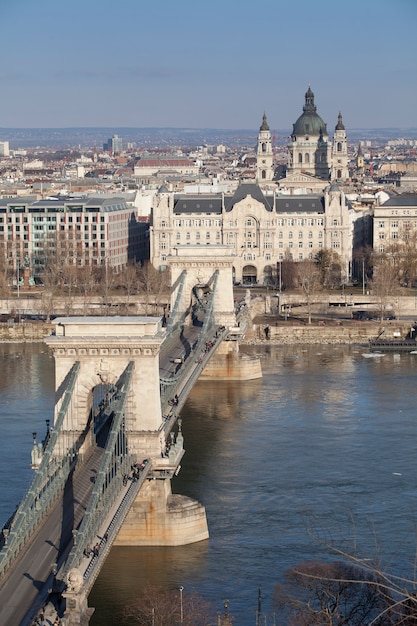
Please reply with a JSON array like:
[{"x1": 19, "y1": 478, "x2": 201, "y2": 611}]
[{"x1": 0, "y1": 0, "x2": 416, "y2": 130}]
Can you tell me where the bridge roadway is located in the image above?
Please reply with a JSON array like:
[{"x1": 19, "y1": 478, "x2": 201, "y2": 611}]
[{"x1": 0, "y1": 321, "x2": 221, "y2": 626}]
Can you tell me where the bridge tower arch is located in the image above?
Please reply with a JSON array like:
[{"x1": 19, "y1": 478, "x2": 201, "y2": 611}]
[
  {"x1": 45, "y1": 316, "x2": 166, "y2": 460},
  {"x1": 168, "y1": 245, "x2": 237, "y2": 329}
]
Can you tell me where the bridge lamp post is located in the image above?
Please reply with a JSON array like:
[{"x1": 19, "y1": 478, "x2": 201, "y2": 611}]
[{"x1": 179, "y1": 586, "x2": 184, "y2": 624}]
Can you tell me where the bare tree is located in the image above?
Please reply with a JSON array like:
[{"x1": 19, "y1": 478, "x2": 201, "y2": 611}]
[
  {"x1": 281, "y1": 252, "x2": 298, "y2": 290},
  {"x1": 273, "y1": 560, "x2": 391, "y2": 626},
  {"x1": 369, "y1": 258, "x2": 400, "y2": 321},
  {"x1": 138, "y1": 262, "x2": 170, "y2": 315},
  {"x1": 315, "y1": 249, "x2": 342, "y2": 288},
  {"x1": 122, "y1": 585, "x2": 215, "y2": 626},
  {"x1": 297, "y1": 260, "x2": 322, "y2": 324}
]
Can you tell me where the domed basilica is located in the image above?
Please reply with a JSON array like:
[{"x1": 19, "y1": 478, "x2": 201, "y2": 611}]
[{"x1": 257, "y1": 86, "x2": 349, "y2": 192}]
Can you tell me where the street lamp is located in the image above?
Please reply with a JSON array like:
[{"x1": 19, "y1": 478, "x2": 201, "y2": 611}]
[{"x1": 179, "y1": 586, "x2": 184, "y2": 624}]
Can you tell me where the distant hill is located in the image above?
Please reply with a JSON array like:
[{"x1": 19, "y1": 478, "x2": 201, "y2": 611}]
[{"x1": 0, "y1": 126, "x2": 416, "y2": 149}]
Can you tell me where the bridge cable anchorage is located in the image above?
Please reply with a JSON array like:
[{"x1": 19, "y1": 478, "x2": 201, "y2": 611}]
[
  {"x1": 0, "y1": 362, "x2": 81, "y2": 578},
  {"x1": 60, "y1": 361, "x2": 139, "y2": 592}
]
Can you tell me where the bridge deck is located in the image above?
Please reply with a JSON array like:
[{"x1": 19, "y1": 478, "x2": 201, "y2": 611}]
[{"x1": 0, "y1": 445, "x2": 104, "y2": 626}]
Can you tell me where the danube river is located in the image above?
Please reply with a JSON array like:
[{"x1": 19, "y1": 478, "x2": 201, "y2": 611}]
[{"x1": 1, "y1": 342, "x2": 417, "y2": 625}]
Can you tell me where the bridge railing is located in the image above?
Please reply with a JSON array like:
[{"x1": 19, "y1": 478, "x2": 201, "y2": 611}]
[
  {"x1": 60, "y1": 361, "x2": 136, "y2": 582},
  {"x1": 166, "y1": 269, "x2": 188, "y2": 334},
  {"x1": 160, "y1": 270, "x2": 220, "y2": 409},
  {"x1": 0, "y1": 361, "x2": 81, "y2": 578},
  {"x1": 77, "y1": 460, "x2": 152, "y2": 594}
]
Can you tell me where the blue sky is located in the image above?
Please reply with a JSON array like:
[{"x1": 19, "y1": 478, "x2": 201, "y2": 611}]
[{"x1": 0, "y1": 0, "x2": 416, "y2": 129}]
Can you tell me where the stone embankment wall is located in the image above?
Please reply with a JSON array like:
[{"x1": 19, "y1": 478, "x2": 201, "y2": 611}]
[
  {"x1": 247, "y1": 321, "x2": 414, "y2": 345},
  {"x1": 0, "y1": 322, "x2": 52, "y2": 341}
]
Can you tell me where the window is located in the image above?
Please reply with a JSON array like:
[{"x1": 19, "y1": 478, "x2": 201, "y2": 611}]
[
  {"x1": 186, "y1": 232, "x2": 190, "y2": 240},
  {"x1": 288, "y1": 231, "x2": 293, "y2": 238},
  {"x1": 378, "y1": 221, "x2": 385, "y2": 228},
  {"x1": 265, "y1": 253, "x2": 271, "y2": 261},
  {"x1": 379, "y1": 233, "x2": 385, "y2": 239},
  {"x1": 245, "y1": 218, "x2": 253, "y2": 227},
  {"x1": 333, "y1": 219, "x2": 339, "y2": 226},
  {"x1": 298, "y1": 231, "x2": 303, "y2": 239},
  {"x1": 308, "y1": 231, "x2": 313, "y2": 239},
  {"x1": 297, "y1": 219, "x2": 304, "y2": 226},
  {"x1": 298, "y1": 153, "x2": 303, "y2": 164},
  {"x1": 176, "y1": 232, "x2": 181, "y2": 240},
  {"x1": 298, "y1": 241, "x2": 303, "y2": 248}
]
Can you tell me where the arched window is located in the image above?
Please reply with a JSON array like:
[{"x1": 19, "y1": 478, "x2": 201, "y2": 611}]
[
  {"x1": 337, "y1": 142, "x2": 342, "y2": 152},
  {"x1": 262, "y1": 142, "x2": 267, "y2": 153},
  {"x1": 298, "y1": 153, "x2": 303, "y2": 164},
  {"x1": 305, "y1": 153, "x2": 310, "y2": 164},
  {"x1": 262, "y1": 170, "x2": 266, "y2": 179},
  {"x1": 337, "y1": 169, "x2": 342, "y2": 178}
]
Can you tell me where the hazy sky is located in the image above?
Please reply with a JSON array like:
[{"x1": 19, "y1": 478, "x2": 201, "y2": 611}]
[{"x1": 0, "y1": 0, "x2": 416, "y2": 130}]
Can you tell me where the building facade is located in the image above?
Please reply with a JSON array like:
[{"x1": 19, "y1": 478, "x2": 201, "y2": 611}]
[
  {"x1": 373, "y1": 193, "x2": 417, "y2": 256},
  {"x1": 0, "y1": 195, "x2": 148, "y2": 280},
  {"x1": 150, "y1": 182, "x2": 352, "y2": 284}
]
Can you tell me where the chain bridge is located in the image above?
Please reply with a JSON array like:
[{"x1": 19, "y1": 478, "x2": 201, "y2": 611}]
[{"x1": 0, "y1": 247, "x2": 261, "y2": 626}]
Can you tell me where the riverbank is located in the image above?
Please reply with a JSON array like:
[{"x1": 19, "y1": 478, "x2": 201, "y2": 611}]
[
  {"x1": 0, "y1": 318, "x2": 414, "y2": 348},
  {"x1": 245, "y1": 318, "x2": 415, "y2": 345}
]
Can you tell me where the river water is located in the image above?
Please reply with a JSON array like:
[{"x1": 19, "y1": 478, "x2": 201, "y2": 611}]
[{"x1": 1, "y1": 343, "x2": 417, "y2": 625}]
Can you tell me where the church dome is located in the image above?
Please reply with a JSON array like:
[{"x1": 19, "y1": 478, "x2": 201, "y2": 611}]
[{"x1": 292, "y1": 87, "x2": 327, "y2": 138}]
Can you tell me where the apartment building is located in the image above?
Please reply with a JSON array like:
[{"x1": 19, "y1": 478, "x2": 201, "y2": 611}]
[{"x1": 373, "y1": 193, "x2": 417, "y2": 255}]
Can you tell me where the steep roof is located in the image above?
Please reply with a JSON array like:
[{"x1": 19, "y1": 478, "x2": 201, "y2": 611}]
[
  {"x1": 224, "y1": 183, "x2": 273, "y2": 212},
  {"x1": 381, "y1": 193, "x2": 417, "y2": 207},
  {"x1": 173, "y1": 194, "x2": 223, "y2": 214},
  {"x1": 275, "y1": 195, "x2": 325, "y2": 213}
]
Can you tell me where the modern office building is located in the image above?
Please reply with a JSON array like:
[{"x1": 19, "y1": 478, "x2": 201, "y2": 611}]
[{"x1": 0, "y1": 195, "x2": 148, "y2": 280}]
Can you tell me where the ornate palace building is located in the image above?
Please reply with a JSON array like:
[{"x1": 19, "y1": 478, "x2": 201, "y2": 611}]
[
  {"x1": 150, "y1": 182, "x2": 352, "y2": 284},
  {"x1": 150, "y1": 87, "x2": 353, "y2": 285}
]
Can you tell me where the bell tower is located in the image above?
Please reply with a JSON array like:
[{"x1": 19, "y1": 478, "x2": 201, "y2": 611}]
[
  {"x1": 331, "y1": 111, "x2": 349, "y2": 181},
  {"x1": 256, "y1": 113, "x2": 274, "y2": 183}
]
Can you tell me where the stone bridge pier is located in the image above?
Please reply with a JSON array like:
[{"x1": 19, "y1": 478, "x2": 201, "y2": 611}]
[{"x1": 45, "y1": 317, "x2": 209, "y2": 548}]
